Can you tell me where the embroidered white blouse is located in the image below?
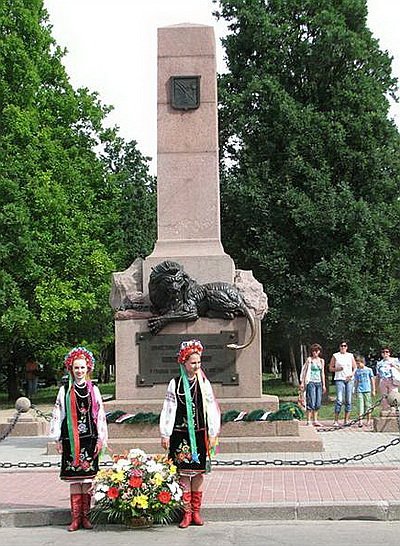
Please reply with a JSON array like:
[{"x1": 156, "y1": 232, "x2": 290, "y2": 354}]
[
  {"x1": 159, "y1": 376, "x2": 221, "y2": 439},
  {"x1": 49, "y1": 384, "x2": 108, "y2": 446}
]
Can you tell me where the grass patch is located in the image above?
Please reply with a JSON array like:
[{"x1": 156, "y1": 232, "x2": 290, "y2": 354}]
[
  {"x1": 262, "y1": 374, "x2": 382, "y2": 421},
  {"x1": 262, "y1": 374, "x2": 299, "y2": 398}
]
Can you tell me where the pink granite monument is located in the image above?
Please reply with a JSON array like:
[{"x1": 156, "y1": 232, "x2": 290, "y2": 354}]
[
  {"x1": 105, "y1": 24, "x2": 322, "y2": 453},
  {"x1": 110, "y1": 24, "x2": 270, "y2": 410}
]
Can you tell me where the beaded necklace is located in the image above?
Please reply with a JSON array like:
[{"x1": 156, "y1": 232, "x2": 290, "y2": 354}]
[
  {"x1": 177, "y1": 375, "x2": 197, "y2": 398},
  {"x1": 74, "y1": 382, "x2": 90, "y2": 399}
]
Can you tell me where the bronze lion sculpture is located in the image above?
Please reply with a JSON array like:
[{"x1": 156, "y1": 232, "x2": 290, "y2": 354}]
[{"x1": 147, "y1": 261, "x2": 256, "y2": 350}]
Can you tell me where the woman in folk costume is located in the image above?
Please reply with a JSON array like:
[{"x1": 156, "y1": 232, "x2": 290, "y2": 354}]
[
  {"x1": 160, "y1": 339, "x2": 221, "y2": 528},
  {"x1": 49, "y1": 347, "x2": 108, "y2": 532}
]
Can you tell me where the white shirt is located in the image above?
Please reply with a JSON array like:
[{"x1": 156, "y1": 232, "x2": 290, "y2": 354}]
[
  {"x1": 159, "y1": 375, "x2": 221, "y2": 439},
  {"x1": 49, "y1": 384, "x2": 108, "y2": 445},
  {"x1": 332, "y1": 352, "x2": 354, "y2": 381}
]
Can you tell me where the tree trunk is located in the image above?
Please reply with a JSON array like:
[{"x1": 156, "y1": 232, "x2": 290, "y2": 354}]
[
  {"x1": 288, "y1": 344, "x2": 299, "y2": 387},
  {"x1": 7, "y1": 360, "x2": 20, "y2": 402}
]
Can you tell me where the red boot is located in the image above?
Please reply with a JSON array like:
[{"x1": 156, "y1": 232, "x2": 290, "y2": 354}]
[
  {"x1": 81, "y1": 493, "x2": 93, "y2": 529},
  {"x1": 179, "y1": 491, "x2": 192, "y2": 528},
  {"x1": 67, "y1": 493, "x2": 82, "y2": 532},
  {"x1": 191, "y1": 491, "x2": 204, "y2": 526}
]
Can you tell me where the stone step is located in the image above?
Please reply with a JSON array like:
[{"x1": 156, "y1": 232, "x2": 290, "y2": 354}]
[
  {"x1": 47, "y1": 426, "x2": 320, "y2": 455},
  {"x1": 47, "y1": 426, "x2": 322, "y2": 455},
  {"x1": 373, "y1": 416, "x2": 400, "y2": 433},
  {"x1": 0, "y1": 419, "x2": 48, "y2": 437},
  {"x1": 107, "y1": 419, "x2": 299, "y2": 439},
  {"x1": 105, "y1": 396, "x2": 279, "y2": 415}
]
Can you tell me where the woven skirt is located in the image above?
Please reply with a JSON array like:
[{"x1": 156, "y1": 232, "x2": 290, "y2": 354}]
[{"x1": 169, "y1": 428, "x2": 208, "y2": 475}]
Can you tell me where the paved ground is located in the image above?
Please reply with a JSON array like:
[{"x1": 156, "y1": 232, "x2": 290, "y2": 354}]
[
  {"x1": 1, "y1": 415, "x2": 400, "y2": 526},
  {"x1": 2, "y1": 521, "x2": 400, "y2": 546}
]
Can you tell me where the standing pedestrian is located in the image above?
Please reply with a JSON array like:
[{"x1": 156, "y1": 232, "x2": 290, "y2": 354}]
[
  {"x1": 25, "y1": 357, "x2": 39, "y2": 398},
  {"x1": 376, "y1": 347, "x2": 400, "y2": 411},
  {"x1": 329, "y1": 341, "x2": 357, "y2": 426},
  {"x1": 49, "y1": 347, "x2": 108, "y2": 532},
  {"x1": 160, "y1": 339, "x2": 221, "y2": 529},
  {"x1": 354, "y1": 356, "x2": 375, "y2": 428},
  {"x1": 299, "y1": 343, "x2": 326, "y2": 426}
]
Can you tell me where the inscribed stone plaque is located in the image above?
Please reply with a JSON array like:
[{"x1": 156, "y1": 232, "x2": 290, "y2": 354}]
[
  {"x1": 170, "y1": 76, "x2": 200, "y2": 110},
  {"x1": 136, "y1": 331, "x2": 239, "y2": 386}
]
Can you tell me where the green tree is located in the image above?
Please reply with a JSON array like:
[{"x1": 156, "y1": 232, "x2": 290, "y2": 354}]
[
  {"x1": 214, "y1": 0, "x2": 400, "y2": 373},
  {"x1": 0, "y1": 0, "x2": 156, "y2": 399},
  {"x1": 100, "y1": 133, "x2": 157, "y2": 270}
]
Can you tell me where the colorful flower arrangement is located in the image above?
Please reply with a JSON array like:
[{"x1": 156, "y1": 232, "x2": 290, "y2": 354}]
[{"x1": 91, "y1": 449, "x2": 183, "y2": 526}]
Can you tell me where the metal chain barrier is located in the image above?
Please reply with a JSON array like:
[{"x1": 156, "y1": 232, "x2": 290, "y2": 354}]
[
  {"x1": 316, "y1": 396, "x2": 385, "y2": 432},
  {"x1": 0, "y1": 460, "x2": 114, "y2": 469},
  {"x1": 1, "y1": 432, "x2": 400, "y2": 469},
  {"x1": 212, "y1": 435, "x2": 400, "y2": 467},
  {"x1": 1, "y1": 423, "x2": 400, "y2": 469},
  {"x1": 0, "y1": 410, "x2": 22, "y2": 442},
  {"x1": 2, "y1": 398, "x2": 399, "y2": 469},
  {"x1": 0, "y1": 400, "x2": 50, "y2": 443},
  {"x1": 31, "y1": 404, "x2": 52, "y2": 422}
]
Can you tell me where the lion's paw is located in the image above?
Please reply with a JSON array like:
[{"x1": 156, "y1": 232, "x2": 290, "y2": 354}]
[{"x1": 148, "y1": 317, "x2": 162, "y2": 334}]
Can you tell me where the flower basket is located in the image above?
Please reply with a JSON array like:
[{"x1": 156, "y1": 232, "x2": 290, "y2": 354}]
[
  {"x1": 91, "y1": 449, "x2": 183, "y2": 526},
  {"x1": 126, "y1": 515, "x2": 153, "y2": 528}
]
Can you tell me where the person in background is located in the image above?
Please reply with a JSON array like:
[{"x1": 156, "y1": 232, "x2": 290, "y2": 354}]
[
  {"x1": 160, "y1": 339, "x2": 220, "y2": 529},
  {"x1": 25, "y1": 357, "x2": 39, "y2": 398},
  {"x1": 354, "y1": 356, "x2": 375, "y2": 429},
  {"x1": 376, "y1": 347, "x2": 400, "y2": 411},
  {"x1": 299, "y1": 343, "x2": 326, "y2": 426},
  {"x1": 329, "y1": 341, "x2": 357, "y2": 426},
  {"x1": 49, "y1": 347, "x2": 108, "y2": 532}
]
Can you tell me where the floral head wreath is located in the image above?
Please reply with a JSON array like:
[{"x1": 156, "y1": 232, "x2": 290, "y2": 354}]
[
  {"x1": 177, "y1": 339, "x2": 204, "y2": 364},
  {"x1": 64, "y1": 346, "x2": 95, "y2": 372}
]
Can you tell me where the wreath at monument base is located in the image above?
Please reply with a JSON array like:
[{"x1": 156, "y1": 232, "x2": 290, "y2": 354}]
[{"x1": 106, "y1": 403, "x2": 303, "y2": 424}]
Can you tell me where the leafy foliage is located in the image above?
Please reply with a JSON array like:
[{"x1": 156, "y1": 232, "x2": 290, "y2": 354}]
[
  {"x1": 214, "y1": 0, "x2": 400, "y2": 362},
  {"x1": 0, "y1": 0, "x2": 156, "y2": 398}
]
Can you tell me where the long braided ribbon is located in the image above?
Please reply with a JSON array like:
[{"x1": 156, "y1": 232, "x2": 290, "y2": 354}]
[
  {"x1": 180, "y1": 364, "x2": 199, "y2": 464},
  {"x1": 66, "y1": 376, "x2": 80, "y2": 465}
]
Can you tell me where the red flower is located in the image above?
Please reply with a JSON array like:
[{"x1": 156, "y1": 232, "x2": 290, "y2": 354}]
[
  {"x1": 129, "y1": 476, "x2": 143, "y2": 488},
  {"x1": 107, "y1": 487, "x2": 120, "y2": 499},
  {"x1": 157, "y1": 490, "x2": 172, "y2": 504}
]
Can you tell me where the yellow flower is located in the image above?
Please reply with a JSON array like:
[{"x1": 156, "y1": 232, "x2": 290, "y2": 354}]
[
  {"x1": 132, "y1": 495, "x2": 149, "y2": 509},
  {"x1": 112, "y1": 470, "x2": 125, "y2": 483},
  {"x1": 95, "y1": 469, "x2": 112, "y2": 480},
  {"x1": 152, "y1": 472, "x2": 164, "y2": 486},
  {"x1": 169, "y1": 464, "x2": 177, "y2": 475}
]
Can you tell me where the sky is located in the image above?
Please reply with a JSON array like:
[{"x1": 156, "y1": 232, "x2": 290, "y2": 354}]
[{"x1": 44, "y1": 0, "x2": 400, "y2": 173}]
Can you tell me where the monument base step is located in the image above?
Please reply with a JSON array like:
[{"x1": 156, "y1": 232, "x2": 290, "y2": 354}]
[
  {"x1": 107, "y1": 426, "x2": 321, "y2": 454},
  {"x1": 0, "y1": 419, "x2": 48, "y2": 437},
  {"x1": 106, "y1": 419, "x2": 299, "y2": 439},
  {"x1": 46, "y1": 425, "x2": 321, "y2": 455},
  {"x1": 105, "y1": 395, "x2": 279, "y2": 415},
  {"x1": 373, "y1": 416, "x2": 400, "y2": 432}
]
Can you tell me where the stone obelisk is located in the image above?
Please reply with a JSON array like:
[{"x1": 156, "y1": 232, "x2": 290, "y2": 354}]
[
  {"x1": 143, "y1": 23, "x2": 234, "y2": 286},
  {"x1": 102, "y1": 24, "x2": 322, "y2": 455},
  {"x1": 111, "y1": 23, "x2": 269, "y2": 404}
]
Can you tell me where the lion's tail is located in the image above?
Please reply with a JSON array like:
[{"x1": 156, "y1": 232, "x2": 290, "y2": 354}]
[{"x1": 226, "y1": 305, "x2": 256, "y2": 350}]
